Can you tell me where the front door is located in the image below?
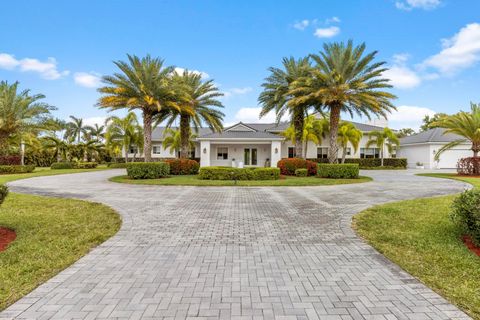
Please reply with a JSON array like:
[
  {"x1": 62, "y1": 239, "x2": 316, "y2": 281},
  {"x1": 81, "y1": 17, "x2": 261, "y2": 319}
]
[{"x1": 244, "y1": 148, "x2": 258, "y2": 166}]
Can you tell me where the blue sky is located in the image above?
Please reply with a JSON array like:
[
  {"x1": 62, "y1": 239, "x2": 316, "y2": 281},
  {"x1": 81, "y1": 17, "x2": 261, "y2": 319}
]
[{"x1": 1, "y1": 0, "x2": 479, "y2": 130}]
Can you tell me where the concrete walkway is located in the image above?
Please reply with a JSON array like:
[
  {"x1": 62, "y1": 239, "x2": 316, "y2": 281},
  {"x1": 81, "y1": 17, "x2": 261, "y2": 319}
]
[{"x1": 0, "y1": 170, "x2": 472, "y2": 320}]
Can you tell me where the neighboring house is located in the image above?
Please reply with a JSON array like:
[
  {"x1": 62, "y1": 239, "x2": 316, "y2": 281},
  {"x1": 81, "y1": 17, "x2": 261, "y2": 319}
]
[
  {"x1": 398, "y1": 128, "x2": 471, "y2": 169},
  {"x1": 124, "y1": 120, "x2": 393, "y2": 167}
]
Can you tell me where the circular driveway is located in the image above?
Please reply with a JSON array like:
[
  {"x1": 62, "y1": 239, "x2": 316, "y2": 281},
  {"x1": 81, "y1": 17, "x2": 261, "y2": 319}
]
[{"x1": 0, "y1": 170, "x2": 472, "y2": 319}]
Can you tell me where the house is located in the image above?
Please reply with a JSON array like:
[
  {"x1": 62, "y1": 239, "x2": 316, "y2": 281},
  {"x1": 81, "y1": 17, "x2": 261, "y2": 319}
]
[
  {"x1": 397, "y1": 128, "x2": 471, "y2": 169},
  {"x1": 124, "y1": 120, "x2": 394, "y2": 167}
]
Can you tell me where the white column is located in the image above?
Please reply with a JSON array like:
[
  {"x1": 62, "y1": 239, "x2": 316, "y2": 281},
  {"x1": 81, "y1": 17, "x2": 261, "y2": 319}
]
[
  {"x1": 200, "y1": 140, "x2": 211, "y2": 167},
  {"x1": 271, "y1": 141, "x2": 282, "y2": 168}
]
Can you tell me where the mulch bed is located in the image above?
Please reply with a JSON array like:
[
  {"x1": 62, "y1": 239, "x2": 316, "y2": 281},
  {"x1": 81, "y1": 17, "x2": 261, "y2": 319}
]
[
  {"x1": 462, "y1": 235, "x2": 480, "y2": 257},
  {"x1": 0, "y1": 227, "x2": 16, "y2": 252}
]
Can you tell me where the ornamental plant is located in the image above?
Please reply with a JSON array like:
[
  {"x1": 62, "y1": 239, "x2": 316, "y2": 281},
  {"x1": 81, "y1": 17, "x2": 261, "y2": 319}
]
[
  {"x1": 277, "y1": 158, "x2": 317, "y2": 176},
  {"x1": 451, "y1": 189, "x2": 480, "y2": 246},
  {"x1": 0, "y1": 185, "x2": 8, "y2": 206}
]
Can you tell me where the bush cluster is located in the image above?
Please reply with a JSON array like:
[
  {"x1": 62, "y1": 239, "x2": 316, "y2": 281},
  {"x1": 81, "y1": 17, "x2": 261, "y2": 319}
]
[
  {"x1": 0, "y1": 155, "x2": 21, "y2": 165},
  {"x1": 198, "y1": 167, "x2": 280, "y2": 180},
  {"x1": 51, "y1": 162, "x2": 75, "y2": 169},
  {"x1": 165, "y1": 159, "x2": 200, "y2": 175},
  {"x1": 295, "y1": 168, "x2": 308, "y2": 177},
  {"x1": 457, "y1": 157, "x2": 480, "y2": 176},
  {"x1": 451, "y1": 188, "x2": 480, "y2": 246},
  {"x1": 107, "y1": 162, "x2": 128, "y2": 168},
  {"x1": 277, "y1": 158, "x2": 317, "y2": 176},
  {"x1": 126, "y1": 162, "x2": 170, "y2": 179},
  {"x1": 76, "y1": 162, "x2": 98, "y2": 169},
  {"x1": 308, "y1": 158, "x2": 407, "y2": 169},
  {"x1": 0, "y1": 185, "x2": 8, "y2": 206},
  {"x1": 317, "y1": 163, "x2": 359, "y2": 179},
  {"x1": 0, "y1": 165, "x2": 35, "y2": 174},
  {"x1": 24, "y1": 149, "x2": 56, "y2": 167}
]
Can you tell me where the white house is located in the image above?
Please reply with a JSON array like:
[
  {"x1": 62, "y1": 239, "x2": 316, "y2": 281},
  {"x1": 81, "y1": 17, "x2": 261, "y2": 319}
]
[
  {"x1": 397, "y1": 128, "x2": 471, "y2": 169},
  {"x1": 124, "y1": 120, "x2": 394, "y2": 167}
]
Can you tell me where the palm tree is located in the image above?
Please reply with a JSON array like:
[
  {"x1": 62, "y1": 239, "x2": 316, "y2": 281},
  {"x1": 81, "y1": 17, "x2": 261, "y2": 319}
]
[
  {"x1": 289, "y1": 41, "x2": 396, "y2": 163},
  {"x1": 258, "y1": 57, "x2": 314, "y2": 159},
  {"x1": 0, "y1": 81, "x2": 54, "y2": 153},
  {"x1": 433, "y1": 103, "x2": 480, "y2": 159},
  {"x1": 98, "y1": 54, "x2": 181, "y2": 162},
  {"x1": 86, "y1": 124, "x2": 106, "y2": 142},
  {"x1": 105, "y1": 112, "x2": 141, "y2": 163},
  {"x1": 43, "y1": 136, "x2": 69, "y2": 162},
  {"x1": 282, "y1": 115, "x2": 327, "y2": 158},
  {"x1": 366, "y1": 127, "x2": 399, "y2": 166},
  {"x1": 65, "y1": 116, "x2": 88, "y2": 143},
  {"x1": 161, "y1": 127, "x2": 198, "y2": 156},
  {"x1": 155, "y1": 70, "x2": 224, "y2": 158},
  {"x1": 337, "y1": 122, "x2": 363, "y2": 163}
]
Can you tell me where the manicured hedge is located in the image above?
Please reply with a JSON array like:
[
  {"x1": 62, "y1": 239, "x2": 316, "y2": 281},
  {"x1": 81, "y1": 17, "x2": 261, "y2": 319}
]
[
  {"x1": 198, "y1": 167, "x2": 280, "y2": 180},
  {"x1": 126, "y1": 162, "x2": 170, "y2": 179},
  {"x1": 0, "y1": 155, "x2": 21, "y2": 165},
  {"x1": 51, "y1": 162, "x2": 75, "y2": 170},
  {"x1": 0, "y1": 165, "x2": 35, "y2": 174},
  {"x1": 0, "y1": 185, "x2": 8, "y2": 206},
  {"x1": 308, "y1": 158, "x2": 407, "y2": 169},
  {"x1": 107, "y1": 162, "x2": 128, "y2": 168},
  {"x1": 165, "y1": 159, "x2": 200, "y2": 175},
  {"x1": 277, "y1": 158, "x2": 317, "y2": 176},
  {"x1": 295, "y1": 168, "x2": 308, "y2": 177},
  {"x1": 317, "y1": 163, "x2": 359, "y2": 179},
  {"x1": 451, "y1": 189, "x2": 480, "y2": 246},
  {"x1": 76, "y1": 162, "x2": 98, "y2": 169}
]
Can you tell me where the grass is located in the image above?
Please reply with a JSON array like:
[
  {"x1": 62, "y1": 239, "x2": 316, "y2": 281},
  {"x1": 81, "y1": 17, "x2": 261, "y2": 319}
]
[
  {"x1": 110, "y1": 174, "x2": 372, "y2": 186},
  {"x1": 0, "y1": 167, "x2": 121, "y2": 310},
  {"x1": 0, "y1": 166, "x2": 109, "y2": 184},
  {"x1": 353, "y1": 173, "x2": 480, "y2": 319}
]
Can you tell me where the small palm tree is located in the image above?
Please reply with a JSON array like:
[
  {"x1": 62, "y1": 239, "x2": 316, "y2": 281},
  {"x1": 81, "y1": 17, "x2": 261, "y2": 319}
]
[
  {"x1": 433, "y1": 103, "x2": 480, "y2": 159},
  {"x1": 337, "y1": 122, "x2": 363, "y2": 163},
  {"x1": 86, "y1": 124, "x2": 106, "y2": 142},
  {"x1": 259, "y1": 57, "x2": 314, "y2": 159},
  {"x1": 43, "y1": 136, "x2": 69, "y2": 162},
  {"x1": 366, "y1": 127, "x2": 399, "y2": 166},
  {"x1": 105, "y1": 112, "x2": 141, "y2": 163},
  {"x1": 161, "y1": 127, "x2": 198, "y2": 156},
  {"x1": 289, "y1": 41, "x2": 396, "y2": 163},
  {"x1": 282, "y1": 115, "x2": 327, "y2": 158},
  {"x1": 65, "y1": 116, "x2": 88, "y2": 143}
]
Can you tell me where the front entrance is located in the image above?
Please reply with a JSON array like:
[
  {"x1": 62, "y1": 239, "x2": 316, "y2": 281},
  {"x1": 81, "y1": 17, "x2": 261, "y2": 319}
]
[{"x1": 244, "y1": 148, "x2": 258, "y2": 166}]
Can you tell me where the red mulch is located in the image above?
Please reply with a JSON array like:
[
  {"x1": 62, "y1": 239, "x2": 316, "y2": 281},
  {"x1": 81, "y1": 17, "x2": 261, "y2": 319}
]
[
  {"x1": 462, "y1": 235, "x2": 480, "y2": 257},
  {"x1": 0, "y1": 227, "x2": 16, "y2": 252}
]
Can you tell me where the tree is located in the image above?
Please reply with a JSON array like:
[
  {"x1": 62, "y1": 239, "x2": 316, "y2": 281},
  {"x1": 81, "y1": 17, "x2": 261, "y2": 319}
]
[
  {"x1": 420, "y1": 113, "x2": 448, "y2": 132},
  {"x1": 86, "y1": 123, "x2": 106, "y2": 142},
  {"x1": 396, "y1": 128, "x2": 415, "y2": 138},
  {"x1": 258, "y1": 57, "x2": 314, "y2": 159},
  {"x1": 65, "y1": 116, "x2": 88, "y2": 143},
  {"x1": 366, "y1": 127, "x2": 399, "y2": 166},
  {"x1": 156, "y1": 70, "x2": 224, "y2": 158},
  {"x1": 433, "y1": 103, "x2": 480, "y2": 159},
  {"x1": 43, "y1": 136, "x2": 69, "y2": 162},
  {"x1": 0, "y1": 81, "x2": 54, "y2": 154},
  {"x1": 282, "y1": 115, "x2": 328, "y2": 158},
  {"x1": 161, "y1": 127, "x2": 198, "y2": 156},
  {"x1": 290, "y1": 41, "x2": 396, "y2": 163},
  {"x1": 98, "y1": 54, "x2": 180, "y2": 162},
  {"x1": 337, "y1": 122, "x2": 363, "y2": 163},
  {"x1": 105, "y1": 112, "x2": 142, "y2": 163}
]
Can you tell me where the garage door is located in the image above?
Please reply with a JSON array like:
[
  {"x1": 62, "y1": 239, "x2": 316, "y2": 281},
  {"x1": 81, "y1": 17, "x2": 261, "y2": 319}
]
[{"x1": 437, "y1": 149, "x2": 472, "y2": 168}]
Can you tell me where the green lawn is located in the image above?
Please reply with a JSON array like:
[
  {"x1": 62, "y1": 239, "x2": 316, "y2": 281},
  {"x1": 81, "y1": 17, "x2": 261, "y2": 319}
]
[
  {"x1": 110, "y1": 174, "x2": 372, "y2": 186},
  {"x1": 0, "y1": 166, "x2": 109, "y2": 184},
  {"x1": 0, "y1": 167, "x2": 121, "y2": 310},
  {"x1": 353, "y1": 173, "x2": 480, "y2": 319}
]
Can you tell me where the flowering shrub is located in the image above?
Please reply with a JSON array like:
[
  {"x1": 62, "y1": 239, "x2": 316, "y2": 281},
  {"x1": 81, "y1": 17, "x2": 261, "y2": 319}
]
[
  {"x1": 165, "y1": 159, "x2": 200, "y2": 175},
  {"x1": 277, "y1": 158, "x2": 317, "y2": 176},
  {"x1": 457, "y1": 157, "x2": 480, "y2": 176},
  {"x1": 0, "y1": 155, "x2": 21, "y2": 165}
]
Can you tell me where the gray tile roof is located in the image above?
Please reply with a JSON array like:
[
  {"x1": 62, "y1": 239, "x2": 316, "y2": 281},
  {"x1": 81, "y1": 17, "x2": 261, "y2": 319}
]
[
  {"x1": 197, "y1": 130, "x2": 284, "y2": 140},
  {"x1": 152, "y1": 126, "x2": 213, "y2": 140},
  {"x1": 400, "y1": 128, "x2": 467, "y2": 145}
]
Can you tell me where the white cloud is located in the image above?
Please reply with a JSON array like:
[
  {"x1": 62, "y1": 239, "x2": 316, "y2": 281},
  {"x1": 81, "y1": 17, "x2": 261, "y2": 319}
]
[
  {"x1": 395, "y1": 0, "x2": 441, "y2": 10},
  {"x1": 174, "y1": 67, "x2": 209, "y2": 79},
  {"x1": 222, "y1": 87, "x2": 253, "y2": 98},
  {"x1": 325, "y1": 16, "x2": 340, "y2": 24},
  {"x1": 384, "y1": 54, "x2": 421, "y2": 89},
  {"x1": 422, "y1": 23, "x2": 480, "y2": 74},
  {"x1": 293, "y1": 20, "x2": 310, "y2": 30},
  {"x1": 74, "y1": 72, "x2": 101, "y2": 88},
  {"x1": 233, "y1": 107, "x2": 289, "y2": 124},
  {"x1": 83, "y1": 116, "x2": 108, "y2": 127},
  {"x1": 314, "y1": 26, "x2": 340, "y2": 38},
  {"x1": 0, "y1": 53, "x2": 69, "y2": 80},
  {"x1": 388, "y1": 105, "x2": 436, "y2": 130}
]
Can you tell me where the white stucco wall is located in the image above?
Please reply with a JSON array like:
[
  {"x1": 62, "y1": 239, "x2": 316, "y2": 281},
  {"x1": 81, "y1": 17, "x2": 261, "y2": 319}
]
[
  {"x1": 209, "y1": 143, "x2": 272, "y2": 167},
  {"x1": 397, "y1": 143, "x2": 473, "y2": 169},
  {"x1": 397, "y1": 144, "x2": 432, "y2": 168}
]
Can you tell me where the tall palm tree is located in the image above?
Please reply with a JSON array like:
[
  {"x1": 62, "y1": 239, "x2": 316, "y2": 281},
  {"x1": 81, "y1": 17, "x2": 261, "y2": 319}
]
[
  {"x1": 366, "y1": 127, "x2": 399, "y2": 166},
  {"x1": 282, "y1": 115, "x2": 327, "y2": 158},
  {"x1": 337, "y1": 122, "x2": 363, "y2": 163},
  {"x1": 105, "y1": 112, "x2": 141, "y2": 163},
  {"x1": 0, "y1": 81, "x2": 54, "y2": 153},
  {"x1": 155, "y1": 70, "x2": 224, "y2": 158},
  {"x1": 289, "y1": 41, "x2": 396, "y2": 163},
  {"x1": 86, "y1": 123, "x2": 106, "y2": 142},
  {"x1": 161, "y1": 127, "x2": 198, "y2": 156},
  {"x1": 433, "y1": 103, "x2": 480, "y2": 159},
  {"x1": 98, "y1": 54, "x2": 181, "y2": 162},
  {"x1": 258, "y1": 57, "x2": 314, "y2": 159},
  {"x1": 65, "y1": 116, "x2": 88, "y2": 143}
]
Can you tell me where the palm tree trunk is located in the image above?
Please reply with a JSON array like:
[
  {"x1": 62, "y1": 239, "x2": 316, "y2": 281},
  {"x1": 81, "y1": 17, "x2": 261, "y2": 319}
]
[
  {"x1": 293, "y1": 109, "x2": 304, "y2": 159},
  {"x1": 143, "y1": 111, "x2": 153, "y2": 162},
  {"x1": 179, "y1": 114, "x2": 191, "y2": 159},
  {"x1": 381, "y1": 149, "x2": 384, "y2": 166},
  {"x1": 342, "y1": 147, "x2": 347, "y2": 163},
  {"x1": 328, "y1": 104, "x2": 341, "y2": 163},
  {"x1": 304, "y1": 141, "x2": 308, "y2": 159},
  {"x1": 124, "y1": 146, "x2": 129, "y2": 163}
]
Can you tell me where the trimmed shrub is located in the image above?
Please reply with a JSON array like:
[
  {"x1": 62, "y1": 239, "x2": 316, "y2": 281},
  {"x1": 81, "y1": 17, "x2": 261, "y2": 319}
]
[
  {"x1": 165, "y1": 159, "x2": 200, "y2": 175},
  {"x1": 107, "y1": 162, "x2": 128, "y2": 168},
  {"x1": 451, "y1": 189, "x2": 480, "y2": 246},
  {"x1": 277, "y1": 158, "x2": 317, "y2": 176},
  {"x1": 0, "y1": 155, "x2": 21, "y2": 165},
  {"x1": 457, "y1": 157, "x2": 480, "y2": 176},
  {"x1": 51, "y1": 162, "x2": 74, "y2": 170},
  {"x1": 76, "y1": 162, "x2": 98, "y2": 169},
  {"x1": 198, "y1": 167, "x2": 280, "y2": 180},
  {"x1": 126, "y1": 162, "x2": 170, "y2": 179},
  {"x1": 308, "y1": 158, "x2": 407, "y2": 169},
  {"x1": 317, "y1": 163, "x2": 359, "y2": 179},
  {"x1": 0, "y1": 165, "x2": 35, "y2": 174},
  {"x1": 0, "y1": 185, "x2": 8, "y2": 206},
  {"x1": 295, "y1": 168, "x2": 308, "y2": 177}
]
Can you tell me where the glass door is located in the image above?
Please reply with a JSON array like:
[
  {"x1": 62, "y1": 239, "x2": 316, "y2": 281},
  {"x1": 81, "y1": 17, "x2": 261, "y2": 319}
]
[{"x1": 244, "y1": 148, "x2": 258, "y2": 166}]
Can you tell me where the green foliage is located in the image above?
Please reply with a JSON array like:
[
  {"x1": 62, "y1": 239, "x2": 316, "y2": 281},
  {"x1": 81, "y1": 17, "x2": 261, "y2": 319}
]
[
  {"x1": 420, "y1": 113, "x2": 448, "y2": 132},
  {"x1": 308, "y1": 157, "x2": 407, "y2": 168},
  {"x1": 24, "y1": 149, "x2": 56, "y2": 167},
  {"x1": 317, "y1": 163, "x2": 359, "y2": 179},
  {"x1": 126, "y1": 162, "x2": 170, "y2": 179},
  {"x1": 198, "y1": 167, "x2": 280, "y2": 180},
  {"x1": 51, "y1": 162, "x2": 74, "y2": 170},
  {"x1": 107, "y1": 162, "x2": 128, "y2": 168},
  {"x1": 165, "y1": 159, "x2": 200, "y2": 175},
  {"x1": 75, "y1": 162, "x2": 98, "y2": 169},
  {"x1": 295, "y1": 168, "x2": 308, "y2": 177},
  {"x1": 277, "y1": 158, "x2": 317, "y2": 176},
  {"x1": 0, "y1": 165, "x2": 35, "y2": 174},
  {"x1": 0, "y1": 184, "x2": 8, "y2": 206},
  {"x1": 366, "y1": 127, "x2": 400, "y2": 165},
  {"x1": 451, "y1": 189, "x2": 480, "y2": 246}
]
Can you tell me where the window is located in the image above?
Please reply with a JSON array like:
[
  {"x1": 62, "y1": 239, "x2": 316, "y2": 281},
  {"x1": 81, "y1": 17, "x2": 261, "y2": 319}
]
[
  {"x1": 244, "y1": 148, "x2": 258, "y2": 166},
  {"x1": 189, "y1": 149, "x2": 196, "y2": 159},
  {"x1": 153, "y1": 146, "x2": 161, "y2": 154},
  {"x1": 288, "y1": 147, "x2": 296, "y2": 158},
  {"x1": 360, "y1": 148, "x2": 380, "y2": 159},
  {"x1": 346, "y1": 147, "x2": 351, "y2": 156},
  {"x1": 317, "y1": 147, "x2": 329, "y2": 159},
  {"x1": 217, "y1": 147, "x2": 228, "y2": 160},
  {"x1": 129, "y1": 145, "x2": 138, "y2": 154}
]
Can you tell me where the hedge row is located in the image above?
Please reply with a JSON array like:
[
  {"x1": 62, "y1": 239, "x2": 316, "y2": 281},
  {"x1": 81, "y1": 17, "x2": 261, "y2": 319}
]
[
  {"x1": 317, "y1": 163, "x2": 359, "y2": 179},
  {"x1": 0, "y1": 165, "x2": 35, "y2": 174},
  {"x1": 50, "y1": 162, "x2": 98, "y2": 169},
  {"x1": 451, "y1": 189, "x2": 480, "y2": 246},
  {"x1": 165, "y1": 159, "x2": 199, "y2": 175},
  {"x1": 107, "y1": 162, "x2": 128, "y2": 168},
  {"x1": 0, "y1": 185, "x2": 8, "y2": 206},
  {"x1": 277, "y1": 158, "x2": 317, "y2": 176},
  {"x1": 308, "y1": 158, "x2": 407, "y2": 168},
  {"x1": 0, "y1": 155, "x2": 21, "y2": 165},
  {"x1": 126, "y1": 162, "x2": 170, "y2": 179},
  {"x1": 198, "y1": 167, "x2": 280, "y2": 180}
]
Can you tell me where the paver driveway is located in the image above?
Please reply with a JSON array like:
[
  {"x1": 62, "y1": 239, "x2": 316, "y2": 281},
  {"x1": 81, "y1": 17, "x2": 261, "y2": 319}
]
[{"x1": 1, "y1": 170, "x2": 472, "y2": 320}]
